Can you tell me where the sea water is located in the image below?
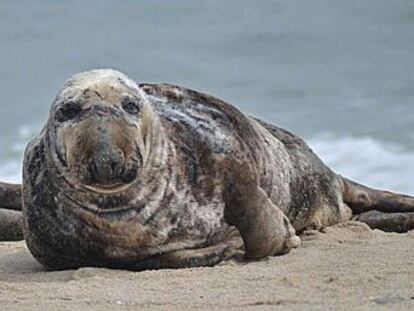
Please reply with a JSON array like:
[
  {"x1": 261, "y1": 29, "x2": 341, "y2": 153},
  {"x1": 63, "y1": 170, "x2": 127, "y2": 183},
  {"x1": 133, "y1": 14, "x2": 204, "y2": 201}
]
[{"x1": 1, "y1": 1, "x2": 413, "y2": 193}]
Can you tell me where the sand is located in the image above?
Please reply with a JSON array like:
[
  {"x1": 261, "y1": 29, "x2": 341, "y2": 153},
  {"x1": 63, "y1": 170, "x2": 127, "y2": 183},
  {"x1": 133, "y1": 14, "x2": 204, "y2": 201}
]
[{"x1": 0, "y1": 221, "x2": 413, "y2": 311}]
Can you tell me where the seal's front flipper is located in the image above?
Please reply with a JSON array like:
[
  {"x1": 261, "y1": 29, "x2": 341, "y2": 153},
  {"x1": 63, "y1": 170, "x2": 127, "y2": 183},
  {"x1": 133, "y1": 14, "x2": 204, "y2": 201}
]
[
  {"x1": 354, "y1": 210, "x2": 414, "y2": 233},
  {"x1": 132, "y1": 231, "x2": 243, "y2": 270},
  {"x1": 0, "y1": 208, "x2": 23, "y2": 241},
  {"x1": 224, "y1": 183, "x2": 300, "y2": 260}
]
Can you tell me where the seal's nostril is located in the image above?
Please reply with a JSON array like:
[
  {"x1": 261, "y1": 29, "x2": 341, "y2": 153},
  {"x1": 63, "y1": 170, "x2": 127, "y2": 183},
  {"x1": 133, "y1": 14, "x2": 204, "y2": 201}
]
[
  {"x1": 122, "y1": 165, "x2": 138, "y2": 184},
  {"x1": 90, "y1": 161, "x2": 99, "y2": 183},
  {"x1": 110, "y1": 160, "x2": 119, "y2": 175}
]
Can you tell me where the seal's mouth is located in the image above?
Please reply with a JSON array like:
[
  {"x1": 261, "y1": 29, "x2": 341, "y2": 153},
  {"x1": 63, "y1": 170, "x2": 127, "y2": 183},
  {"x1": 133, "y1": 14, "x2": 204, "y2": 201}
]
[{"x1": 82, "y1": 181, "x2": 135, "y2": 194}]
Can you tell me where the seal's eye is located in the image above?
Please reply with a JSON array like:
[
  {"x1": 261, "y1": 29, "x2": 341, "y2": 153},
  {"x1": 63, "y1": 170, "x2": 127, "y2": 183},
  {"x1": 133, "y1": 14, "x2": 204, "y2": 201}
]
[
  {"x1": 56, "y1": 103, "x2": 82, "y2": 122},
  {"x1": 122, "y1": 101, "x2": 139, "y2": 115}
]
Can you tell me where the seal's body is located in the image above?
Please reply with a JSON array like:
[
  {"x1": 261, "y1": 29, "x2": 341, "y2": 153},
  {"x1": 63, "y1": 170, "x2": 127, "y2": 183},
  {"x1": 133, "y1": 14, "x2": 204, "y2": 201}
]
[{"x1": 22, "y1": 69, "x2": 414, "y2": 270}]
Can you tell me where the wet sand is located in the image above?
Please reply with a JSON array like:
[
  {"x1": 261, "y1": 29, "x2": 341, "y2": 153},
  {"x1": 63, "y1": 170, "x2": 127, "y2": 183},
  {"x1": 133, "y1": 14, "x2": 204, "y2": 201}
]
[{"x1": 0, "y1": 221, "x2": 413, "y2": 310}]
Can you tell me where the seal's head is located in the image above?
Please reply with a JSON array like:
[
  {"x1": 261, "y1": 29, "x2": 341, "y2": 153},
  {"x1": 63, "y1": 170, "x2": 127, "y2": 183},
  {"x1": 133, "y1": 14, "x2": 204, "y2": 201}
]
[{"x1": 48, "y1": 69, "x2": 150, "y2": 194}]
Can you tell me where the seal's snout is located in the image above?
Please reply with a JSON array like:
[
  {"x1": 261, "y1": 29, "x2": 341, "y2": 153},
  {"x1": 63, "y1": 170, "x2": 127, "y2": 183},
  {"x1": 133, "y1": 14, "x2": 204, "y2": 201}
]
[
  {"x1": 82, "y1": 138, "x2": 140, "y2": 190},
  {"x1": 88, "y1": 145, "x2": 126, "y2": 185}
]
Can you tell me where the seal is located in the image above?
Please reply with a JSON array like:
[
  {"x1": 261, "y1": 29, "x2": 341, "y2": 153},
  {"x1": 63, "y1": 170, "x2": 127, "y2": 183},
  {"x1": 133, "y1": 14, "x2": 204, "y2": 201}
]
[{"x1": 12, "y1": 69, "x2": 414, "y2": 270}]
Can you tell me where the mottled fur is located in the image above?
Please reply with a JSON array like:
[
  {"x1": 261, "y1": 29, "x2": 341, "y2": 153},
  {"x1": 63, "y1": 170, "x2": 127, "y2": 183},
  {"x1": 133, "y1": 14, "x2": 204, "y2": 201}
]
[{"x1": 21, "y1": 69, "x2": 414, "y2": 270}]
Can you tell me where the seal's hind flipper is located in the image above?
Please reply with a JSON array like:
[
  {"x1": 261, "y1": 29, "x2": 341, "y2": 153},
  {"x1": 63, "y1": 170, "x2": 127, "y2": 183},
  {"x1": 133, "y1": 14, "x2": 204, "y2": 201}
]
[
  {"x1": 0, "y1": 182, "x2": 22, "y2": 211},
  {"x1": 341, "y1": 177, "x2": 414, "y2": 232},
  {"x1": 341, "y1": 177, "x2": 414, "y2": 214},
  {"x1": 0, "y1": 182, "x2": 23, "y2": 241},
  {"x1": 354, "y1": 210, "x2": 414, "y2": 233},
  {"x1": 0, "y1": 208, "x2": 23, "y2": 241}
]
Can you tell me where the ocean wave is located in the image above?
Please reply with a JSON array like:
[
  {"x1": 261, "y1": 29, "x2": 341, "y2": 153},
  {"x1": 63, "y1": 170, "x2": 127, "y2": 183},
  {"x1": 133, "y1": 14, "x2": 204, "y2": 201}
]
[
  {"x1": 309, "y1": 136, "x2": 414, "y2": 195},
  {"x1": 0, "y1": 135, "x2": 413, "y2": 196},
  {"x1": 0, "y1": 124, "x2": 37, "y2": 184}
]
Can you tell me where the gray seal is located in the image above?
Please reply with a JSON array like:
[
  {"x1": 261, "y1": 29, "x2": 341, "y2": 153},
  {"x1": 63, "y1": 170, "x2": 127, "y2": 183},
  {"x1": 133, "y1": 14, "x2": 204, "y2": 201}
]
[{"x1": 20, "y1": 69, "x2": 414, "y2": 270}]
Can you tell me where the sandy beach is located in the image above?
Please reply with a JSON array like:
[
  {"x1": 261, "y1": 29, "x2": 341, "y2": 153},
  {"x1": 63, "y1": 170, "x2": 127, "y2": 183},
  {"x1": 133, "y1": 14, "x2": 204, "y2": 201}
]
[{"x1": 0, "y1": 221, "x2": 413, "y2": 311}]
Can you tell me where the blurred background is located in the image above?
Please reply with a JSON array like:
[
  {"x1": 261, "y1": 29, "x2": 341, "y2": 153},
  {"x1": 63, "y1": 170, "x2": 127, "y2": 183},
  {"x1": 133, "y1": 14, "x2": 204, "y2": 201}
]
[{"x1": 0, "y1": 0, "x2": 413, "y2": 193}]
